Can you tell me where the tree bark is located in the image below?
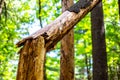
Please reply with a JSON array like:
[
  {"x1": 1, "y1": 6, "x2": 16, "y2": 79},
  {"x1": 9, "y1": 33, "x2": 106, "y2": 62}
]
[
  {"x1": 16, "y1": 36, "x2": 46, "y2": 80},
  {"x1": 60, "y1": 0, "x2": 74, "y2": 80},
  {"x1": 16, "y1": 0, "x2": 102, "y2": 79},
  {"x1": 91, "y1": 2, "x2": 108, "y2": 80},
  {"x1": 17, "y1": 0, "x2": 102, "y2": 52},
  {"x1": 117, "y1": 56, "x2": 120, "y2": 80},
  {"x1": 85, "y1": 54, "x2": 91, "y2": 80}
]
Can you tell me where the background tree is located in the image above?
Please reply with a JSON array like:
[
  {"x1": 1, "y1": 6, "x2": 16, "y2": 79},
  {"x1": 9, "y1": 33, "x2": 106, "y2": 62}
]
[
  {"x1": 91, "y1": 2, "x2": 108, "y2": 80},
  {"x1": 0, "y1": 0, "x2": 34, "y2": 79},
  {"x1": 0, "y1": 0, "x2": 4, "y2": 15},
  {"x1": 118, "y1": 0, "x2": 120, "y2": 19},
  {"x1": 60, "y1": 0, "x2": 74, "y2": 80}
]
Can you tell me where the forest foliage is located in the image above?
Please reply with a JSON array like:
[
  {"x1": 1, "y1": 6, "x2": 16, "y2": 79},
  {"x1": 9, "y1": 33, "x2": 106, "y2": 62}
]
[{"x1": 0, "y1": 0, "x2": 119, "y2": 80}]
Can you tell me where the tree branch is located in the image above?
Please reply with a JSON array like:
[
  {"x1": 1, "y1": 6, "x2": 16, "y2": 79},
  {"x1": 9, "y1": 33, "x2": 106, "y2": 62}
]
[{"x1": 16, "y1": 0, "x2": 101, "y2": 52}]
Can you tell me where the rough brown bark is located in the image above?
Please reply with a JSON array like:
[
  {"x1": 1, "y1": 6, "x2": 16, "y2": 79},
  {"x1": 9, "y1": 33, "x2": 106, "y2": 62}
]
[
  {"x1": 60, "y1": 0, "x2": 74, "y2": 80},
  {"x1": 17, "y1": 0, "x2": 102, "y2": 52},
  {"x1": 91, "y1": 2, "x2": 108, "y2": 80},
  {"x1": 16, "y1": 36, "x2": 46, "y2": 80},
  {"x1": 16, "y1": 1, "x2": 102, "y2": 79}
]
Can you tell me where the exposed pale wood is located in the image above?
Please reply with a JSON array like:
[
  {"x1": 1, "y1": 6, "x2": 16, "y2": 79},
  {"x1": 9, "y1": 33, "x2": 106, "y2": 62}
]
[
  {"x1": 16, "y1": 0, "x2": 101, "y2": 52},
  {"x1": 17, "y1": 0, "x2": 101, "y2": 52},
  {"x1": 16, "y1": 0, "x2": 102, "y2": 80},
  {"x1": 16, "y1": 36, "x2": 46, "y2": 80}
]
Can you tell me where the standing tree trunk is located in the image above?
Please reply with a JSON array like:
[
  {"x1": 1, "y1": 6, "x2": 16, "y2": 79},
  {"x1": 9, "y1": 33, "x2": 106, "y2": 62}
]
[
  {"x1": 60, "y1": 0, "x2": 74, "y2": 80},
  {"x1": 117, "y1": 54, "x2": 120, "y2": 80},
  {"x1": 16, "y1": 36, "x2": 46, "y2": 80},
  {"x1": 117, "y1": 63, "x2": 120, "y2": 80},
  {"x1": 0, "y1": 0, "x2": 4, "y2": 15},
  {"x1": 85, "y1": 54, "x2": 91, "y2": 80},
  {"x1": 91, "y1": 2, "x2": 108, "y2": 80},
  {"x1": 118, "y1": 0, "x2": 120, "y2": 19}
]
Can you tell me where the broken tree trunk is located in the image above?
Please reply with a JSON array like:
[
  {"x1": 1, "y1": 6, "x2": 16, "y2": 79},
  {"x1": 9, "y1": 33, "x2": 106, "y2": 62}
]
[
  {"x1": 17, "y1": 36, "x2": 46, "y2": 80},
  {"x1": 17, "y1": 0, "x2": 101, "y2": 51},
  {"x1": 16, "y1": 0, "x2": 101, "y2": 80}
]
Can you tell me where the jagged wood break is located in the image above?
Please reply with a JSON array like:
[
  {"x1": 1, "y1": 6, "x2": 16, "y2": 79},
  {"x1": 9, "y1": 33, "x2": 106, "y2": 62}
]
[
  {"x1": 17, "y1": 0, "x2": 101, "y2": 52},
  {"x1": 16, "y1": 0, "x2": 101, "y2": 80}
]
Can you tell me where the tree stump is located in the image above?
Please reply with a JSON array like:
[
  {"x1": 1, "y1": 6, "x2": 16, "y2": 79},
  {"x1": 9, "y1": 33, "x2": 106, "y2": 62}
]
[{"x1": 16, "y1": 36, "x2": 46, "y2": 80}]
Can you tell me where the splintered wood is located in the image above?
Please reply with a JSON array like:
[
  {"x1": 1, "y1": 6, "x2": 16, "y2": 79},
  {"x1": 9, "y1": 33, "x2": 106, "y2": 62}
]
[
  {"x1": 16, "y1": 0, "x2": 101, "y2": 80},
  {"x1": 16, "y1": 0, "x2": 101, "y2": 52},
  {"x1": 17, "y1": 36, "x2": 46, "y2": 80}
]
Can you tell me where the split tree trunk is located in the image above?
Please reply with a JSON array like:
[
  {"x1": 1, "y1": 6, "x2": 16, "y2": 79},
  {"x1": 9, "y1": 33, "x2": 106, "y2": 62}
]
[
  {"x1": 16, "y1": 36, "x2": 46, "y2": 80},
  {"x1": 16, "y1": 0, "x2": 102, "y2": 80},
  {"x1": 91, "y1": 2, "x2": 108, "y2": 80},
  {"x1": 60, "y1": 0, "x2": 74, "y2": 80},
  {"x1": 17, "y1": 0, "x2": 101, "y2": 51}
]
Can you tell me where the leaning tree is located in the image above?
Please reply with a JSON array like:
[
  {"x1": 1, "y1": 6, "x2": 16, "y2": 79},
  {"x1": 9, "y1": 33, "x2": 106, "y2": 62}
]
[{"x1": 16, "y1": 0, "x2": 102, "y2": 80}]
